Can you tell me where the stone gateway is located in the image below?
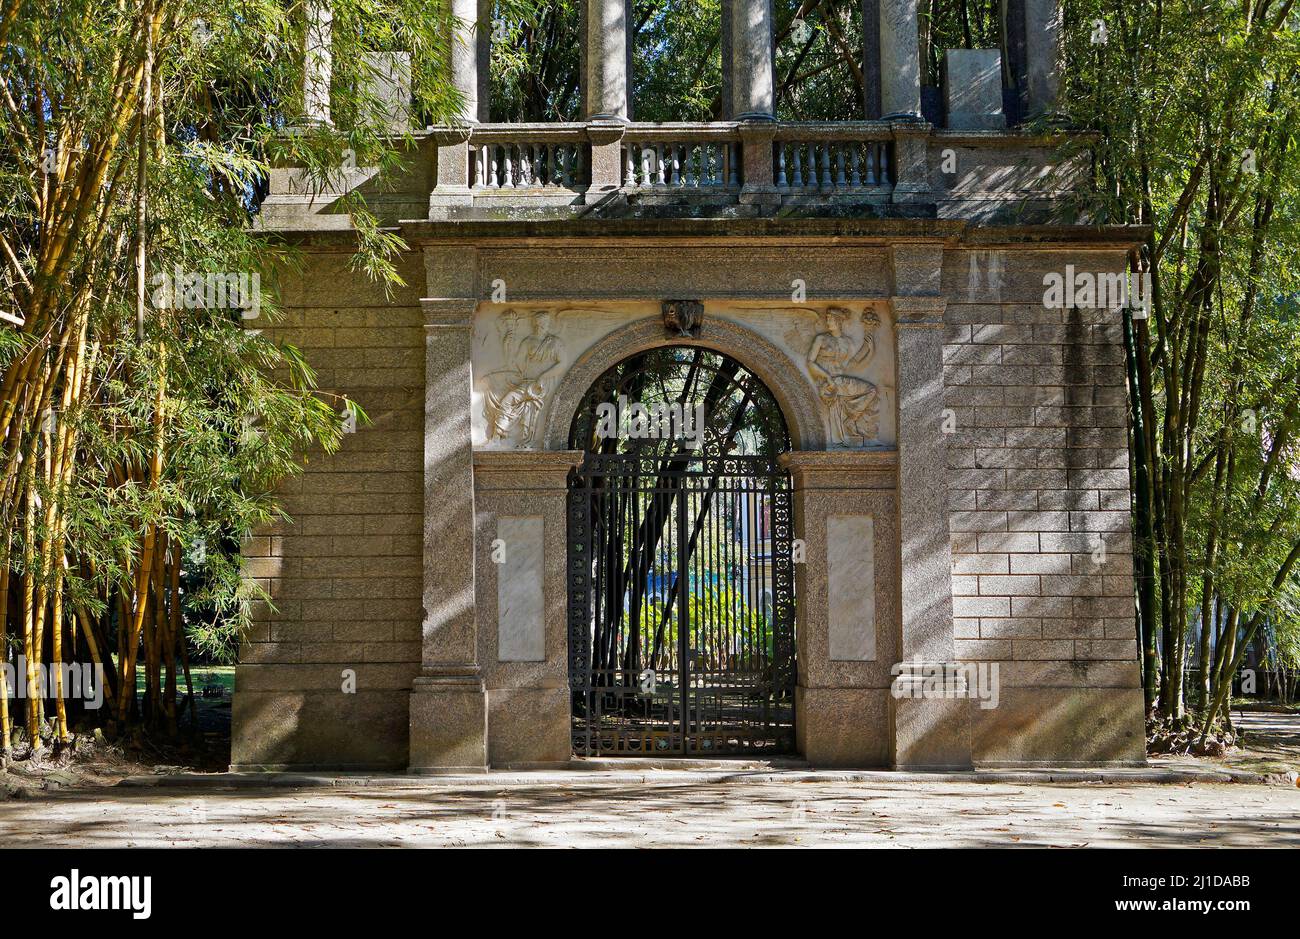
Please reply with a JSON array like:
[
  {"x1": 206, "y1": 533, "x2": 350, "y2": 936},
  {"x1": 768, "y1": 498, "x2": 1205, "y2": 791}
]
[{"x1": 233, "y1": 0, "x2": 1147, "y2": 771}]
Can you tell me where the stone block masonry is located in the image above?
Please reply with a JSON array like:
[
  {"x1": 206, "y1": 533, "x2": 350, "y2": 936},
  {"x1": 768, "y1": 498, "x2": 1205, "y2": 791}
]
[
  {"x1": 942, "y1": 247, "x2": 1145, "y2": 764},
  {"x1": 233, "y1": 251, "x2": 427, "y2": 770}
]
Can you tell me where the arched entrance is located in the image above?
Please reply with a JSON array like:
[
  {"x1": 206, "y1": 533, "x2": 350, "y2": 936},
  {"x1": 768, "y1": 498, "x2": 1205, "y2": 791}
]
[{"x1": 566, "y1": 346, "x2": 796, "y2": 756}]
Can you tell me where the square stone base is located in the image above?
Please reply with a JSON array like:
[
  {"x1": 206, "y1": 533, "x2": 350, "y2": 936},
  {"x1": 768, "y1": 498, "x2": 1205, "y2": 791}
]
[
  {"x1": 796, "y1": 686, "x2": 890, "y2": 767},
  {"x1": 408, "y1": 675, "x2": 488, "y2": 774},
  {"x1": 231, "y1": 689, "x2": 408, "y2": 771},
  {"x1": 487, "y1": 687, "x2": 570, "y2": 766},
  {"x1": 891, "y1": 692, "x2": 974, "y2": 770},
  {"x1": 971, "y1": 687, "x2": 1146, "y2": 765}
]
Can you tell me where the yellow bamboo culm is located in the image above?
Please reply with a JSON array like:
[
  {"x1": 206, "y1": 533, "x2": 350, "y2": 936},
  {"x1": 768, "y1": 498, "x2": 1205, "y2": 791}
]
[{"x1": 0, "y1": 560, "x2": 12, "y2": 753}]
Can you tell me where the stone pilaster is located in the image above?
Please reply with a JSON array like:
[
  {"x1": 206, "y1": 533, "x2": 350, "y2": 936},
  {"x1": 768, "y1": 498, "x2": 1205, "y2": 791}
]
[
  {"x1": 879, "y1": 0, "x2": 922, "y2": 119},
  {"x1": 408, "y1": 296, "x2": 487, "y2": 773},
  {"x1": 585, "y1": 120, "x2": 627, "y2": 203},
  {"x1": 738, "y1": 121, "x2": 778, "y2": 205},
  {"x1": 727, "y1": 0, "x2": 775, "y2": 121},
  {"x1": 473, "y1": 451, "x2": 585, "y2": 768},
  {"x1": 584, "y1": 0, "x2": 628, "y2": 120},
  {"x1": 890, "y1": 120, "x2": 932, "y2": 204},
  {"x1": 303, "y1": 1, "x2": 332, "y2": 124},
  {"x1": 887, "y1": 244, "x2": 972, "y2": 770},
  {"x1": 781, "y1": 451, "x2": 899, "y2": 768},
  {"x1": 1023, "y1": 0, "x2": 1063, "y2": 119}
]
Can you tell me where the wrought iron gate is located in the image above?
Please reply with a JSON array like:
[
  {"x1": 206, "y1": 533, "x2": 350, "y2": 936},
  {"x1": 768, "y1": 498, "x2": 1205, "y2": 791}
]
[{"x1": 567, "y1": 451, "x2": 796, "y2": 756}]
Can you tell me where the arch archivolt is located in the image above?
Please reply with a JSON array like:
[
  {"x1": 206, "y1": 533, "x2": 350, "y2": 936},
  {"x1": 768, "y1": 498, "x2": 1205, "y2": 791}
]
[{"x1": 469, "y1": 300, "x2": 899, "y2": 454}]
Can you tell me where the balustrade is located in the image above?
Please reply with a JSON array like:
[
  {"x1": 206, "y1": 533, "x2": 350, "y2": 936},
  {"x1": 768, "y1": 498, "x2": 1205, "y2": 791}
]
[
  {"x1": 774, "y1": 133, "x2": 893, "y2": 191},
  {"x1": 621, "y1": 137, "x2": 738, "y2": 189},
  {"x1": 465, "y1": 125, "x2": 590, "y2": 193},
  {"x1": 473, "y1": 142, "x2": 586, "y2": 190}
]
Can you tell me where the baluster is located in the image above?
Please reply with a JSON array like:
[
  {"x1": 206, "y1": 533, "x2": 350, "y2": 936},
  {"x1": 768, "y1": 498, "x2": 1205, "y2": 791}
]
[
  {"x1": 502, "y1": 145, "x2": 514, "y2": 188},
  {"x1": 671, "y1": 145, "x2": 681, "y2": 186},
  {"x1": 638, "y1": 145, "x2": 650, "y2": 186},
  {"x1": 850, "y1": 145, "x2": 862, "y2": 187},
  {"x1": 835, "y1": 145, "x2": 847, "y2": 187},
  {"x1": 819, "y1": 143, "x2": 832, "y2": 189},
  {"x1": 472, "y1": 146, "x2": 483, "y2": 188},
  {"x1": 776, "y1": 143, "x2": 787, "y2": 187},
  {"x1": 865, "y1": 145, "x2": 877, "y2": 186},
  {"x1": 729, "y1": 143, "x2": 740, "y2": 187},
  {"x1": 655, "y1": 144, "x2": 666, "y2": 185},
  {"x1": 488, "y1": 146, "x2": 499, "y2": 189},
  {"x1": 555, "y1": 145, "x2": 566, "y2": 187},
  {"x1": 791, "y1": 145, "x2": 802, "y2": 188}
]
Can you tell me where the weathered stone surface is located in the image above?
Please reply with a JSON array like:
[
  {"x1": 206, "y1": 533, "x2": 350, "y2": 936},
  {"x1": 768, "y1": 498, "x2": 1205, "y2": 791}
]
[
  {"x1": 971, "y1": 687, "x2": 1145, "y2": 764},
  {"x1": 827, "y1": 515, "x2": 877, "y2": 661},
  {"x1": 879, "y1": 0, "x2": 922, "y2": 118},
  {"x1": 495, "y1": 516, "x2": 545, "y2": 662},
  {"x1": 363, "y1": 51, "x2": 411, "y2": 133},
  {"x1": 796, "y1": 687, "x2": 890, "y2": 766},
  {"x1": 1024, "y1": 0, "x2": 1064, "y2": 118},
  {"x1": 239, "y1": 193, "x2": 1145, "y2": 773},
  {"x1": 944, "y1": 49, "x2": 1004, "y2": 131}
]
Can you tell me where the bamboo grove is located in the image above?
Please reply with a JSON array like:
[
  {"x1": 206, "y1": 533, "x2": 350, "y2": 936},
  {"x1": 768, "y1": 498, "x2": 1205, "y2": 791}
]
[
  {"x1": 1065, "y1": 0, "x2": 1300, "y2": 741},
  {"x1": 0, "y1": 0, "x2": 455, "y2": 753}
]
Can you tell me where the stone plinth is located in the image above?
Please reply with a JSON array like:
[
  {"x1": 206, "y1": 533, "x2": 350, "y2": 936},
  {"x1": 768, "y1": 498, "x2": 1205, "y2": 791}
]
[{"x1": 944, "y1": 49, "x2": 1005, "y2": 131}]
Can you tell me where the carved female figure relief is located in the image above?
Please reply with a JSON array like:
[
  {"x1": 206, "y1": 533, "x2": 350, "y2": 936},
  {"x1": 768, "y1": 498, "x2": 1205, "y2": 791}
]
[
  {"x1": 483, "y1": 308, "x2": 563, "y2": 446},
  {"x1": 803, "y1": 307, "x2": 883, "y2": 447}
]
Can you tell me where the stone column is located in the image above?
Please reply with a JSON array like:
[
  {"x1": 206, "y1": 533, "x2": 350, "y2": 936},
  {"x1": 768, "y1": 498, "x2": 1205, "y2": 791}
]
[
  {"x1": 582, "y1": 0, "x2": 629, "y2": 204},
  {"x1": 428, "y1": 0, "x2": 486, "y2": 216},
  {"x1": 879, "y1": 0, "x2": 922, "y2": 119},
  {"x1": 449, "y1": 0, "x2": 482, "y2": 122},
  {"x1": 1023, "y1": 0, "x2": 1063, "y2": 118},
  {"x1": 727, "y1": 0, "x2": 775, "y2": 121},
  {"x1": 861, "y1": 0, "x2": 882, "y2": 119},
  {"x1": 887, "y1": 244, "x2": 972, "y2": 770},
  {"x1": 303, "y1": 1, "x2": 332, "y2": 124},
  {"x1": 408, "y1": 296, "x2": 488, "y2": 773},
  {"x1": 584, "y1": 0, "x2": 628, "y2": 120},
  {"x1": 727, "y1": 0, "x2": 777, "y2": 204}
]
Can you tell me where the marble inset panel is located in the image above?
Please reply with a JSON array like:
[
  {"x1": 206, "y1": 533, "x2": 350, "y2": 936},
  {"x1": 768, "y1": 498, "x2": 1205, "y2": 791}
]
[
  {"x1": 827, "y1": 514, "x2": 877, "y2": 661},
  {"x1": 496, "y1": 516, "x2": 545, "y2": 662}
]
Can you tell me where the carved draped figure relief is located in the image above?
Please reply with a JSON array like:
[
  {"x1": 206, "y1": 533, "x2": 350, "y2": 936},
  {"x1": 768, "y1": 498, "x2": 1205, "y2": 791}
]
[
  {"x1": 779, "y1": 305, "x2": 889, "y2": 448},
  {"x1": 473, "y1": 303, "x2": 892, "y2": 451},
  {"x1": 483, "y1": 308, "x2": 563, "y2": 446}
]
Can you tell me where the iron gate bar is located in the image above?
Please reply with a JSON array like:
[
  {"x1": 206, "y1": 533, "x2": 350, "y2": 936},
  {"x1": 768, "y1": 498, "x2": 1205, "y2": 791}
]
[{"x1": 568, "y1": 453, "x2": 796, "y2": 756}]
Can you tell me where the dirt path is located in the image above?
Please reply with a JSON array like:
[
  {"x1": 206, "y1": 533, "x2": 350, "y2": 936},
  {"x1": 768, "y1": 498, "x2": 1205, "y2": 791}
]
[{"x1": 3, "y1": 778, "x2": 1298, "y2": 848}]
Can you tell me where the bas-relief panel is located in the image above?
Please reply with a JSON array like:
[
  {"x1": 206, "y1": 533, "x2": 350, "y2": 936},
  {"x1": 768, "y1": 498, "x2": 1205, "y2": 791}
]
[{"x1": 470, "y1": 301, "x2": 898, "y2": 450}]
